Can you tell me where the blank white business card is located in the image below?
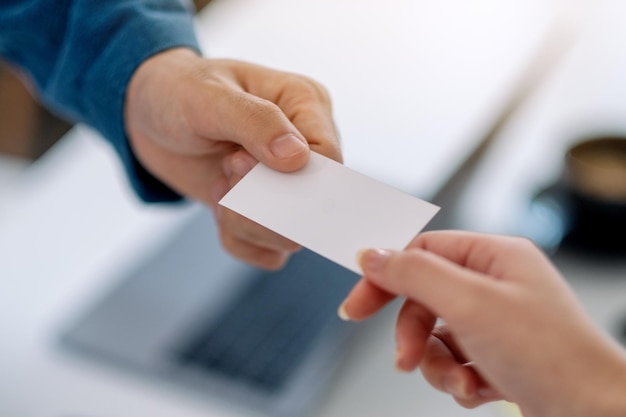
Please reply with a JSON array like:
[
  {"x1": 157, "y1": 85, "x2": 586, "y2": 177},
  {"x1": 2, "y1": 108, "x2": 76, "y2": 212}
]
[{"x1": 219, "y1": 152, "x2": 440, "y2": 275}]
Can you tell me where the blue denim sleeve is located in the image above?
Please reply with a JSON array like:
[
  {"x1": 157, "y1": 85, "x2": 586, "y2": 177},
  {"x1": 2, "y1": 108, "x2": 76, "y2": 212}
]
[{"x1": 0, "y1": 0, "x2": 201, "y2": 202}]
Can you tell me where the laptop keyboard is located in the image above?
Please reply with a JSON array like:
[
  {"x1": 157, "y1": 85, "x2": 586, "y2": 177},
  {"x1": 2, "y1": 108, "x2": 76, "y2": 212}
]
[{"x1": 174, "y1": 249, "x2": 357, "y2": 393}]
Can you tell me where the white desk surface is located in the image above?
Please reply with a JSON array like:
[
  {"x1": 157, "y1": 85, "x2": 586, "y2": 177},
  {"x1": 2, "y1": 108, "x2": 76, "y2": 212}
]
[{"x1": 0, "y1": 0, "x2": 578, "y2": 416}]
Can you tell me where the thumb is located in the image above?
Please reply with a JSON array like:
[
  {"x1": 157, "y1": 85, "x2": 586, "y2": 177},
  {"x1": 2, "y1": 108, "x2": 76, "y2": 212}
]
[{"x1": 211, "y1": 90, "x2": 310, "y2": 172}]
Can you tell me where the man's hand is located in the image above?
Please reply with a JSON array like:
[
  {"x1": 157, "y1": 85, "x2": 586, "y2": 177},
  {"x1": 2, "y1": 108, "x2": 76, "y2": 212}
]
[{"x1": 125, "y1": 48, "x2": 341, "y2": 270}]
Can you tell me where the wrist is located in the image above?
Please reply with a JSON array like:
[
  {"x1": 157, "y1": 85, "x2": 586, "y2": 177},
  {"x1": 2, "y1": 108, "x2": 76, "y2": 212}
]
[
  {"x1": 553, "y1": 333, "x2": 626, "y2": 417},
  {"x1": 127, "y1": 47, "x2": 199, "y2": 105},
  {"x1": 125, "y1": 47, "x2": 200, "y2": 143},
  {"x1": 592, "y1": 344, "x2": 626, "y2": 417}
]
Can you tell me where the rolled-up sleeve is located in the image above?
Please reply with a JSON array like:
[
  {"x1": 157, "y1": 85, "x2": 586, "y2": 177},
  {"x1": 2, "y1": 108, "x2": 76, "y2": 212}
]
[{"x1": 0, "y1": 0, "x2": 201, "y2": 202}]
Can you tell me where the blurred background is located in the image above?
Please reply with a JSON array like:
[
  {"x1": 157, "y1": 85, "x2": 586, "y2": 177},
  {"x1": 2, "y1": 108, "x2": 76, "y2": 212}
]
[{"x1": 1, "y1": 0, "x2": 626, "y2": 416}]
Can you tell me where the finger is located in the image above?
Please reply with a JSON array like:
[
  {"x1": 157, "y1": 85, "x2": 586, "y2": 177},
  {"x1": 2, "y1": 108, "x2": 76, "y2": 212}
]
[
  {"x1": 217, "y1": 206, "x2": 301, "y2": 250},
  {"x1": 420, "y1": 334, "x2": 496, "y2": 409},
  {"x1": 218, "y1": 228, "x2": 292, "y2": 271},
  {"x1": 431, "y1": 326, "x2": 505, "y2": 402},
  {"x1": 209, "y1": 176, "x2": 230, "y2": 214},
  {"x1": 357, "y1": 248, "x2": 490, "y2": 322},
  {"x1": 408, "y1": 230, "x2": 549, "y2": 282},
  {"x1": 212, "y1": 206, "x2": 297, "y2": 270},
  {"x1": 337, "y1": 278, "x2": 396, "y2": 321},
  {"x1": 395, "y1": 299, "x2": 437, "y2": 372},
  {"x1": 431, "y1": 325, "x2": 471, "y2": 364},
  {"x1": 222, "y1": 149, "x2": 258, "y2": 180},
  {"x1": 219, "y1": 150, "x2": 302, "y2": 256},
  {"x1": 211, "y1": 179, "x2": 295, "y2": 270},
  {"x1": 425, "y1": 327, "x2": 506, "y2": 404}
]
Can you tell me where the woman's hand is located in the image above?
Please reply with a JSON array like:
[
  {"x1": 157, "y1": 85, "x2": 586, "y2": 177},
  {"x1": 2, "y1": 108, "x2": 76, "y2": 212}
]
[{"x1": 339, "y1": 230, "x2": 626, "y2": 417}]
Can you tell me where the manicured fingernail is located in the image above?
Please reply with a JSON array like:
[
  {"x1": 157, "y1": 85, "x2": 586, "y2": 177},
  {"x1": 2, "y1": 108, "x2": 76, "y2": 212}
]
[
  {"x1": 357, "y1": 248, "x2": 392, "y2": 276},
  {"x1": 231, "y1": 155, "x2": 256, "y2": 178},
  {"x1": 270, "y1": 134, "x2": 307, "y2": 159},
  {"x1": 337, "y1": 303, "x2": 351, "y2": 321}
]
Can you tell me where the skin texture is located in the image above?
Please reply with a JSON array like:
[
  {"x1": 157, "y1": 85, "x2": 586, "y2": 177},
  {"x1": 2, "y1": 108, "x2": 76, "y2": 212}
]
[
  {"x1": 125, "y1": 47, "x2": 342, "y2": 270},
  {"x1": 339, "y1": 230, "x2": 626, "y2": 417}
]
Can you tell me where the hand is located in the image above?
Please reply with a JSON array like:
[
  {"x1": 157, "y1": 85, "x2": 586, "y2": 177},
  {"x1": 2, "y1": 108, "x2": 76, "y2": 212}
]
[
  {"x1": 125, "y1": 48, "x2": 341, "y2": 270},
  {"x1": 339, "y1": 230, "x2": 626, "y2": 417}
]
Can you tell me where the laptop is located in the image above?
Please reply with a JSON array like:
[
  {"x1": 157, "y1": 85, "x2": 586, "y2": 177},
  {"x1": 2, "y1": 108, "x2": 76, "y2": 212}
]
[{"x1": 60, "y1": 204, "x2": 358, "y2": 417}]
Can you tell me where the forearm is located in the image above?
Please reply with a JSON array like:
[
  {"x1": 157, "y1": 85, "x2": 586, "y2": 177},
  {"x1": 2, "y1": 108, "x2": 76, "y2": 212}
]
[
  {"x1": 526, "y1": 325, "x2": 626, "y2": 417},
  {"x1": 0, "y1": 0, "x2": 200, "y2": 201},
  {"x1": 576, "y1": 341, "x2": 626, "y2": 417}
]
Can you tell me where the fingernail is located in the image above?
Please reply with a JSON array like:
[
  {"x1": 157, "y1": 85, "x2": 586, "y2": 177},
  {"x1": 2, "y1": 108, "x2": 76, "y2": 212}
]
[
  {"x1": 337, "y1": 303, "x2": 352, "y2": 321},
  {"x1": 394, "y1": 348, "x2": 408, "y2": 372},
  {"x1": 231, "y1": 155, "x2": 256, "y2": 178},
  {"x1": 270, "y1": 134, "x2": 307, "y2": 159},
  {"x1": 358, "y1": 248, "x2": 392, "y2": 276}
]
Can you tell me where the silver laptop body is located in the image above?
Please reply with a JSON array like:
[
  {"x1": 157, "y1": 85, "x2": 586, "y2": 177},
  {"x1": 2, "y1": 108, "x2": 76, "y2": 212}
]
[{"x1": 60, "y1": 206, "x2": 358, "y2": 417}]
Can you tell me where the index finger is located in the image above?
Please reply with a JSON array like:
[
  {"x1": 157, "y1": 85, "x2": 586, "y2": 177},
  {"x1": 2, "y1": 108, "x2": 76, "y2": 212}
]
[{"x1": 407, "y1": 230, "x2": 549, "y2": 281}]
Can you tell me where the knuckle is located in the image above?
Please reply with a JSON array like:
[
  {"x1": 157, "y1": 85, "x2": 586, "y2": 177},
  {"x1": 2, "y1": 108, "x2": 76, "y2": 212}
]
[
  {"x1": 445, "y1": 284, "x2": 488, "y2": 325},
  {"x1": 389, "y1": 250, "x2": 426, "y2": 289},
  {"x1": 286, "y1": 74, "x2": 331, "y2": 106},
  {"x1": 244, "y1": 97, "x2": 282, "y2": 122},
  {"x1": 218, "y1": 227, "x2": 288, "y2": 271},
  {"x1": 495, "y1": 234, "x2": 537, "y2": 255}
]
